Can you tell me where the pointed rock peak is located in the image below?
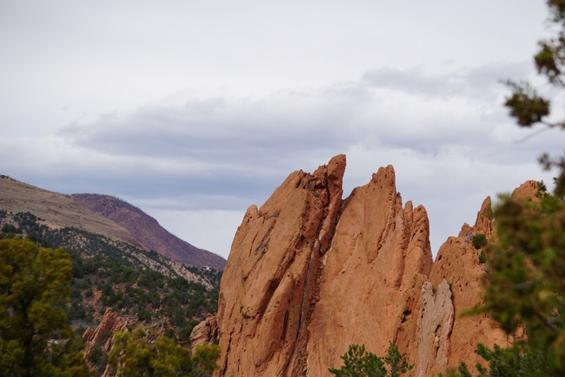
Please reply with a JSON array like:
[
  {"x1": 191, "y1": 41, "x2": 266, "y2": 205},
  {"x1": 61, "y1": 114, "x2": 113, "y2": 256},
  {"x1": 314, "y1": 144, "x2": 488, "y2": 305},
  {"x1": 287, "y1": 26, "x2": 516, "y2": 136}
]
[
  {"x1": 458, "y1": 223, "x2": 472, "y2": 238},
  {"x1": 327, "y1": 154, "x2": 346, "y2": 182},
  {"x1": 512, "y1": 180, "x2": 542, "y2": 202},
  {"x1": 413, "y1": 204, "x2": 430, "y2": 223},
  {"x1": 478, "y1": 196, "x2": 492, "y2": 219},
  {"x1": 472, "y1": 196, "x2": 494, "y2": 238},
  {"x1": 313, "y1": 154, "x2": 346, "y2": 179},
  {"x1": 370, "y1": 164, "x2": 396, "y2": 187},
  {"x1": 243, "y1": 205, "x2": 259, "y2": 222}
]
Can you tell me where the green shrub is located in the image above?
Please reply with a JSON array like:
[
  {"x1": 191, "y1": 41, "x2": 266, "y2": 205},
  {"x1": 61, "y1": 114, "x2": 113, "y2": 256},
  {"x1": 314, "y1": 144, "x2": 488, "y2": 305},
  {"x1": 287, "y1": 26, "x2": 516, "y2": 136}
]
[
  {"x1": 1, "y1": 223, "x2": 21, "y2": 234},
  {"x1": 479, "y1": 250, "x2": 487, "y2": 264},
  {"x1": 329, "y1": 343, "x2": 412, "y2": 377},
  {"x1": 471, "y1": 233, "x2": 487, "y2": 250}
]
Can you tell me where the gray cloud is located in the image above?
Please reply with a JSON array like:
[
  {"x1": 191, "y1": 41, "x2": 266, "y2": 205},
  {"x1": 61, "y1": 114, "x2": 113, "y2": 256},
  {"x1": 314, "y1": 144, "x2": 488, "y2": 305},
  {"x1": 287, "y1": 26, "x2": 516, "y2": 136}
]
[
  {"x1": 58, "y1": 62, "x2": 554, "y2": 168},
  {"x1": 0, "y1": 0, "x2": 557, "y2": 258},
  {"x1": 362, "y1": 62, "x2": 531, "y2": 98},
  {"x1": 2, "y1": 63, "x2": 563, "y2": 256}
]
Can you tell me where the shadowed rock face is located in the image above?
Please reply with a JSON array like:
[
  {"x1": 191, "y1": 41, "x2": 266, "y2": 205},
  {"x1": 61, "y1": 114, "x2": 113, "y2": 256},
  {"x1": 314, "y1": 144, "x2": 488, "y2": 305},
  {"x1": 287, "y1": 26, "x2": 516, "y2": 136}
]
[
  {"x1": 216, "y1": 155, "x2": 346, "y2": 377},
  {"x1": 214, "y1": 155, "x2": 508, "y2": 377}
]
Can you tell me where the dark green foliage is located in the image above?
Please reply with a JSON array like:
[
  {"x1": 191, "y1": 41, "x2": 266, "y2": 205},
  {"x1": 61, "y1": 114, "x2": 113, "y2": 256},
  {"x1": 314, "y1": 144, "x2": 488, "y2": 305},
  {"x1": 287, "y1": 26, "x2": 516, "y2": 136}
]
[
  {"x1": 503, "y1": 0, "x2": 565, "y2": 197},
  {"x1": 0, "y1": 211, "x2": 219, "y2": 342},
  {"x1": 1, "y1": 223, "x2": 21, "y2": 234},
  {"x1": 503, "y1": 82, "x2": 550, "y2": 127},
  {"x1": 478, "y1": 250, "x2": 487, "y2": 264},
  {"x1": 481, "y1": 193, "x2": 565, "y2": 374},
  {"x1": 0, "y1": 238, "x2": 91, "y2": 377},
  {"x1": 445, "y1": 191, "x2": 565, "y2": 377},
  {"x1": 108, "y1": 327, "x2": 219, "y2": 377},
  {"x1": 329, "y1": 343, "x2": 412, "y2": 377},
  {"x1": 451, "y1": 2, "x2": 565, "y2": 375},
  {"x1": 440, "y1": 344, "x2": 550, "y2": 377},
  {"x1": 88, "y1": 344, "x2": 107, "y2": 376},
  {"x1": 471, "y1": 234, "x2": 487, "y2": 250}
]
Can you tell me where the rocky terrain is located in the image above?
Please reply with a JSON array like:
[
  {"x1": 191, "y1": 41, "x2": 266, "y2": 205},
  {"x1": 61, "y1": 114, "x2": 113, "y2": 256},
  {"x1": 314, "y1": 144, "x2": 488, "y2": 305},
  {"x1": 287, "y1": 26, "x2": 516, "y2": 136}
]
[
  {"x1": 207, "y1": 155, "x2": 516, "y2": 377},
  {"x1": 0, "y1": 175, "x2": 225, "y2": 270}
]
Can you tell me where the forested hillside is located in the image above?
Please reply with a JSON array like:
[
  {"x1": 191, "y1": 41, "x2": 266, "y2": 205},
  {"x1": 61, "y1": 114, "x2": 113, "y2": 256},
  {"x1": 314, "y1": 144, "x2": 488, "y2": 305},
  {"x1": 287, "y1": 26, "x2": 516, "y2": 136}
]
[{"x1": 0, "y1": 210, "x2": 219, "y2": 342}]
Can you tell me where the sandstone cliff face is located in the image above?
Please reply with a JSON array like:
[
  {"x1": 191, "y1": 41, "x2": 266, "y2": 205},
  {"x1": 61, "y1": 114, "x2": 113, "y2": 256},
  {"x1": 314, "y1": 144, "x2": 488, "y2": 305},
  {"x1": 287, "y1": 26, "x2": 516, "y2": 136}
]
[
  {"x1": 426, "y1": 198, "x2": 507, "y2": 375},
  {"x1": 216, "y1": 155, "x2": 346, "y2": 377},
  {"x1": 214, "y1": 156, "x2": 509, "y2": 377},
  {"x1": 306, "y1": 166, "x2": 433, "y2": 377}
]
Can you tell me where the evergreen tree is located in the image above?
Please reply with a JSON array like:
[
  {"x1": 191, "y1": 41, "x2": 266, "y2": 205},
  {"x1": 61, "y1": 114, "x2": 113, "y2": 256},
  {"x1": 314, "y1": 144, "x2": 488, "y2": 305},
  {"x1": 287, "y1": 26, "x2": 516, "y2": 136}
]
[
  {"x1": 329, "y1": 343, "x2": 412, "y2": 377},
  {"x1": 108, "y1": 327, "x2": 219, "y2": 377},
  {"x1": 504, "y1": 0, "x2": 565, "y2": 196},
  {"x1": 0, "y1": 238, "x2": 90, "y2": 377},
  {"x1": 444, "y1": 1, "x2": 565, "y2": 376}
]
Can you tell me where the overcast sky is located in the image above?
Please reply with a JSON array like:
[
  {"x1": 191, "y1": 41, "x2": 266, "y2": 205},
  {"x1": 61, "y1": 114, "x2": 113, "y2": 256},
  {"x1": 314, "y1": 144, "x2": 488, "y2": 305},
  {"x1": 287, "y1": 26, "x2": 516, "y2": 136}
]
[{"x1": 1, "y1": 0, "x2": 563, "y2": 258}]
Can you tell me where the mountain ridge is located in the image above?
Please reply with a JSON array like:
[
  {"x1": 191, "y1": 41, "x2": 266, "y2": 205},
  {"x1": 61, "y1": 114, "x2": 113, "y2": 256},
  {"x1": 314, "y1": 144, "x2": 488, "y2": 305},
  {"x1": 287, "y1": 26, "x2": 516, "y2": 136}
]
[
  {"x1": 0, "y1": 175, "x2": 225, "y2": 270},
  {"x1": 72, "y1": 193, "x2": 225, "y2": 270}
]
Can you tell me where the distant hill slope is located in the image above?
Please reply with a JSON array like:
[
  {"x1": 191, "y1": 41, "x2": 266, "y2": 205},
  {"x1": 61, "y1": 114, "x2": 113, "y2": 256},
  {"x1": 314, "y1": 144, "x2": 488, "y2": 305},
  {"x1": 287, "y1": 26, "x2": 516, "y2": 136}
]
[
  {"x1": 72, "y1": 193, "x2": 225, "y2": 270},
  {"x1": 0, "y1": 175, "x2": 135, "y2": 243},
  {"x1": 0, "y1": 175, "x2": 225, "y2": 270}
]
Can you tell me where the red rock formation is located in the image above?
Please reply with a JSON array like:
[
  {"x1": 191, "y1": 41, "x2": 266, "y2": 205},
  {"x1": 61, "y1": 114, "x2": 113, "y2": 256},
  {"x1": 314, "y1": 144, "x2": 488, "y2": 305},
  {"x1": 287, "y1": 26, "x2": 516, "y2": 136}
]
[
  {"x1": 213, "y1": 156, "x2": 510, "y2": 377},
  {"x1": 190, "y1": 314, "x2": 219, "y2": 348},
  {"x1": 216, "y1": 155, "x2": 346, "y2": 377},
  {"x1": 83, "y1": 309, "x2": 134, "y2": 377},
  {"x1": 511, "y1": 180, "x2": 541, "y2": 202},
  {"x1": 306, "y1": 166, "x2": 433, "y2": 377},
  {"x1": 426, "y1": 197, "x2": 507, "y2": 376}
]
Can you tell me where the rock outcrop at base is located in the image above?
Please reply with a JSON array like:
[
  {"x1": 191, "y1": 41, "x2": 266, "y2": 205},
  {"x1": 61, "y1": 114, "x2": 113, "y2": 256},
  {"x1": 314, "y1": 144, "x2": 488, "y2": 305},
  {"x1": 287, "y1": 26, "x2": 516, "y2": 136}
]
[
  {"x1": 83, "y1": 309, "x2": 135, "y2": 377},
  {"x1": 212, "y1": 155, "x2": 510, "y2": 377},
  {"x1": 190, "y1": 314, "x2": 219, "y2": 347}
]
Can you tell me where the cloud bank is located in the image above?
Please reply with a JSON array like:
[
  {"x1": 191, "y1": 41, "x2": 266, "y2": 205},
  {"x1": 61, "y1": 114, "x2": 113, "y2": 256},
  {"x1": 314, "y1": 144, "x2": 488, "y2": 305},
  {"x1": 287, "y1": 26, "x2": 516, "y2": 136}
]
[{"x1": 2, "y1": 64, "x2": 562, "y2": 257}]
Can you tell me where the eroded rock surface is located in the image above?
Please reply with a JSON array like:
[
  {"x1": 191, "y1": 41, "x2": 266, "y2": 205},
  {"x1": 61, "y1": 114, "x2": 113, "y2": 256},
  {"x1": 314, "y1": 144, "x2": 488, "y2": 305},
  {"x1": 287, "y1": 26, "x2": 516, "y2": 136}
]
[
  {"x1": 190, "y1": 314, "x2": 219, "y2": 347},
  {"x1": 213, "y1": 155, "x2": 511, "y2": 377},
  {"x1": 306, "y1": 166, "x2": 433, "y2": 377},
  {"x1": 414, "y1": 280, "x2": 454, "y2": 377},
  {"x1": 216, "y1": 155, "x2": 346, "y2": 377}
]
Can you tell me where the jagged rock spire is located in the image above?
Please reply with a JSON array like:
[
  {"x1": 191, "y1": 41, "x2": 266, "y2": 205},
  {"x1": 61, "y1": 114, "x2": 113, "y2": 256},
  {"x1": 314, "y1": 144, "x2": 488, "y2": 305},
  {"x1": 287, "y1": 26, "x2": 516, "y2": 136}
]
[{"x1": 214, "y1": 155, "x2": 509, "y2": 377}]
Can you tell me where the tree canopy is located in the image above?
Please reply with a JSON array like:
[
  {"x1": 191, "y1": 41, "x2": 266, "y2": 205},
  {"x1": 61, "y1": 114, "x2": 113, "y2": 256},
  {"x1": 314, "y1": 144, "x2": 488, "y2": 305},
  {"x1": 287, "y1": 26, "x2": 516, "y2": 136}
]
[
  {"x1": 445, "y1": 1, "x2": 565, "y2": 376},
  {"x1": 0, "y1": 238, "x2": 90, "y2": 377},
  {"x1": 329, "y1": 343, "x2": 412, "y2": 377},
  {"x1": 108, "y1": 327, "x2": 219, "y2": 377}
]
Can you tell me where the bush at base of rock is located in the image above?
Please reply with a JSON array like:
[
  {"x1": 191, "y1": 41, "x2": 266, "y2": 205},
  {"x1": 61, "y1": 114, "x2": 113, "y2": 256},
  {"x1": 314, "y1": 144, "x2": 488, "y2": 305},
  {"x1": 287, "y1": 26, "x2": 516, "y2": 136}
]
[
  {"x1": 107, "y1": 326, "x2": 219, "y2": 377},
  {"x1": 329, "y1": 343, "x2": 413, "y2": 377}
]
